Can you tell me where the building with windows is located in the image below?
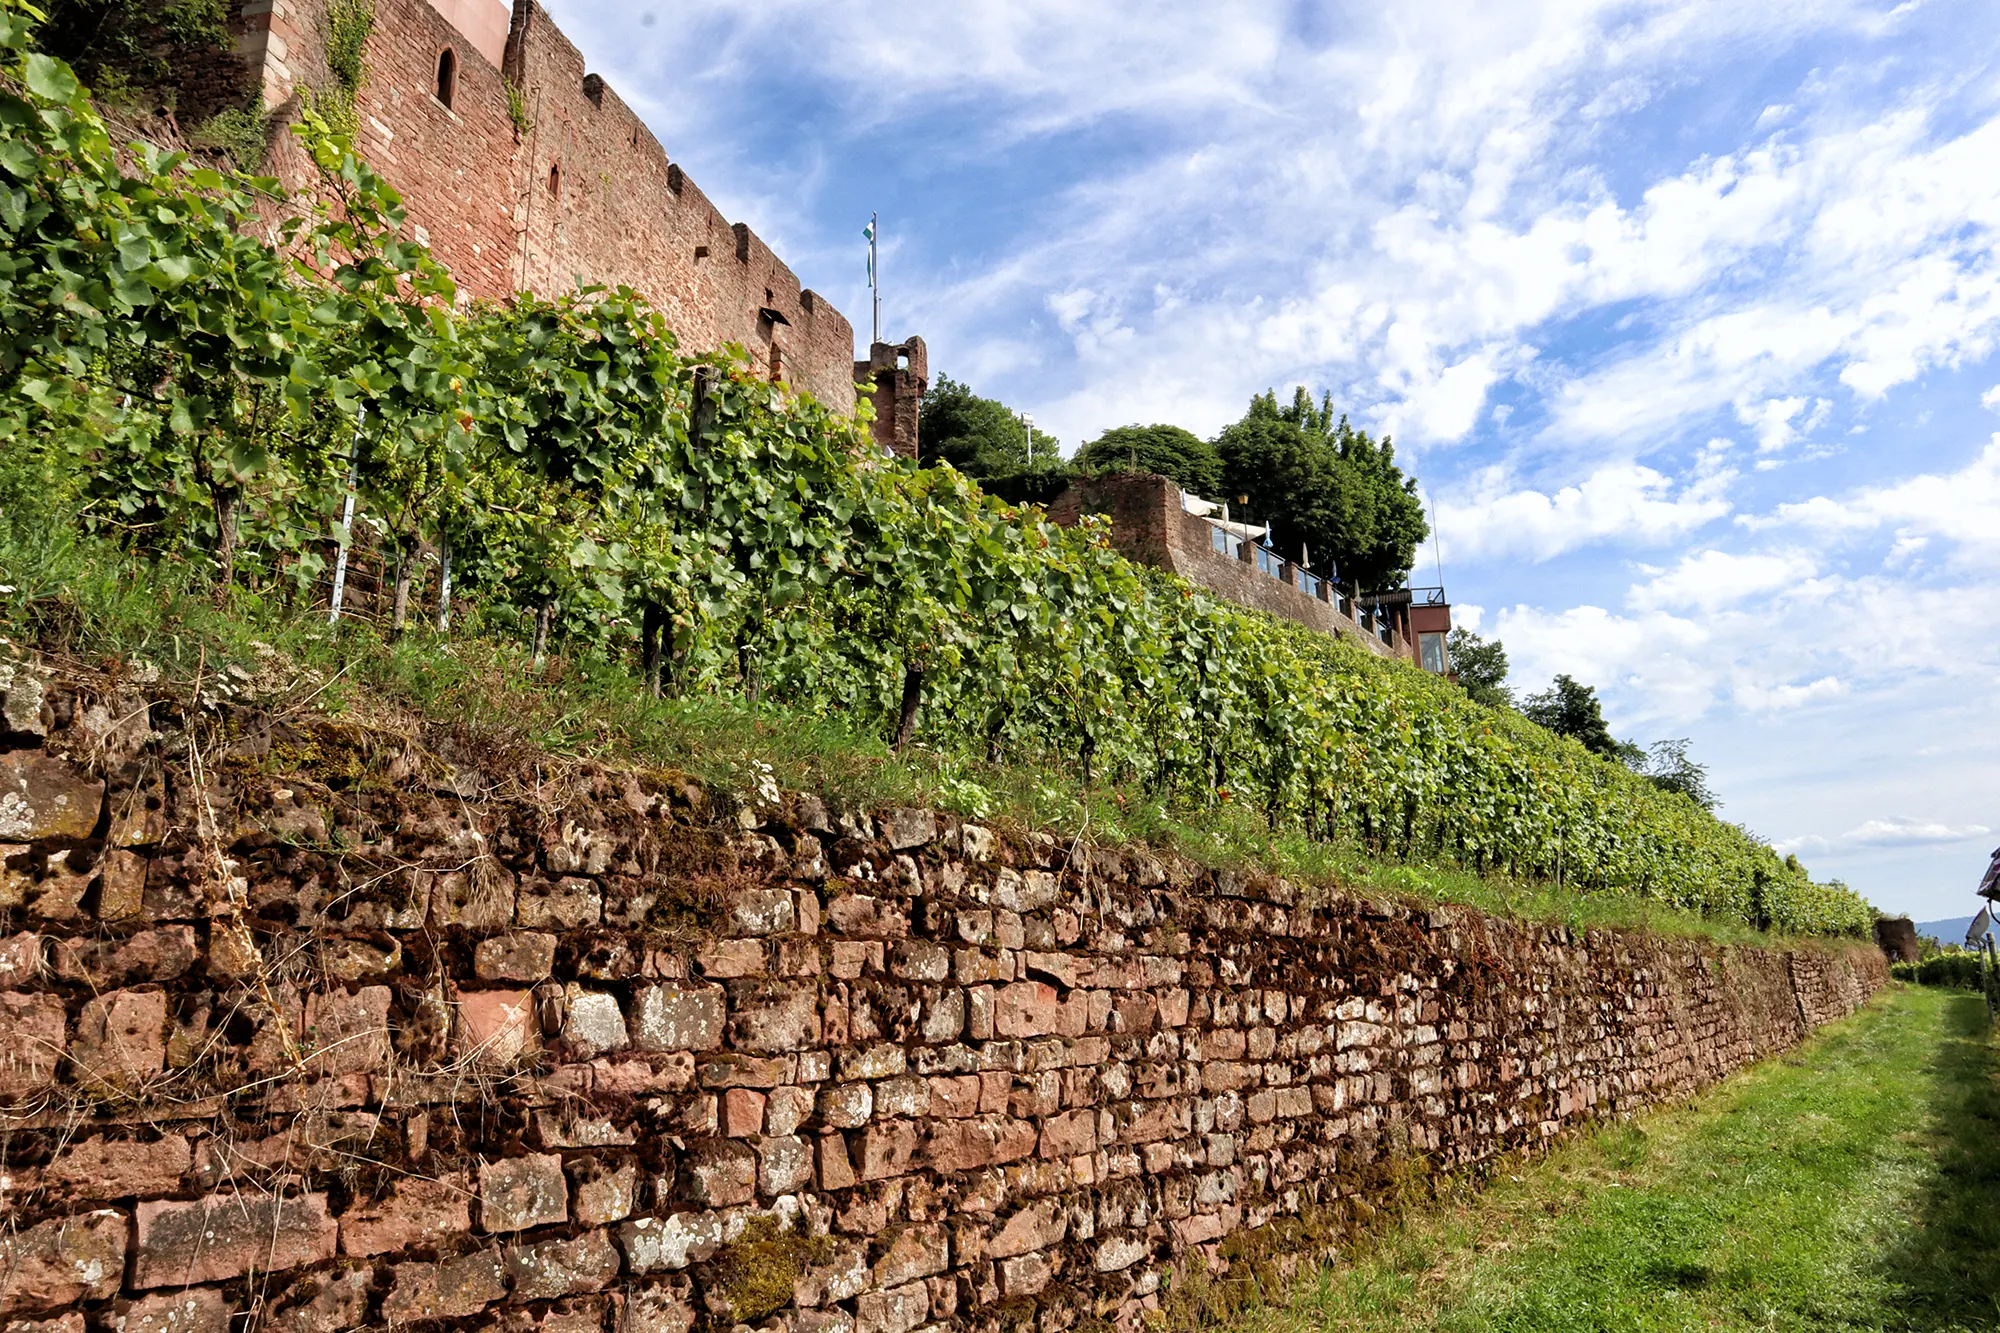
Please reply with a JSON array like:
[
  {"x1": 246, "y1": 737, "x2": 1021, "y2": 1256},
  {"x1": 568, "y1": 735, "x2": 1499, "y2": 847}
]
[{"x1": 1047, "y1": 472, "x2": 1454, "y2": 672}]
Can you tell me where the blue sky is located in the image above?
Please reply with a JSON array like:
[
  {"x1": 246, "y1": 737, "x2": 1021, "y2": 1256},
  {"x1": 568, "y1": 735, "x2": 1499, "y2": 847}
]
[{"x1": 544, "y1": 0, "x2": 2000, "y2": 921}]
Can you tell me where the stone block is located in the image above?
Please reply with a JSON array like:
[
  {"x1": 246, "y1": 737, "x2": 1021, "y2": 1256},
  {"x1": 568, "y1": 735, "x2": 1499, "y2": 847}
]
[
  {"x1": 890, "y1": 940, "x2": 949, "y2": 983},
  {"x1": 455, "y1": 989, "x2": 538, "y2": 1066},
  {"x1": 0, "y1": 753, "x2": 103, "y2": 841},
  {"x1": 0, "y1": 1210, "x2": 127, "y2": 1314},
  {"x1": 828, "y1": 940, "x2": 880, "y2": 978},
  {"x1": 1095, "y1": 1233, "x2": 1149, "y2": 1272},
  {"x1": 476, "y1": 932, "x2": 557, "y2": 982},
  {"x1": 990, "y1": 1200, "x2": 1068, "y2": 1258},
  {"x1": 766, "y1": 1084, "x2": 815, "y2": 1136},
  {"x1": 111, "y1": 1287, "x2": 230, "y2": 1333},
  {"x1": 724, "y1": 888, "x2": 796, "y2": 936},
  {"x1": 721, "y1": 1087, "x2": 766, "y2": 1137},
  {"x1": 855, "y1": 1119, "x2": 919, "y2": 1181},
  {"x1": 928, "y1": 1074, "x2": 981, "y2": 1118},
  {"x1": 697, "y1": 1054, "x2": 795, "y2": 1088},
  {"x1": 854, "y1": 1282, "x2": 929, "y2": 1333},
  {"x1": 997, "y1": 1252, "x2": 1052, "y2": 1297},
  {"x1": 824, "y1": 894, "x2": 908, "y2": 939},
  {"x1": 383, "y1": 1252, "x2": 508, "y2": 1322},
  {"x1": 681, "y1": 1140, "x2": 756, "y2": 1206},
  {"x1": 795, "y1": 1241, "x2": 868, "y2": 1307},
  {"x1": 621, "y1": 1283, "x2": 700, "y2": 1333},
  {"x1": 52, "y1": 926, "x2": 197, "y2": 987},
  {"x1": 302, "y1": 985, "x2": 392, "y2": 1074},
  {"x1": 817, "y1": 1132, "x2": 857, "y2": 1190},
  {"x1": 518, "y1": 876, "x2": 603, "y2": 929},
  {"x1": 757, "y1": 1133, "x2": 815, "y2": 1196},
  {"x1": 562, "y1": 986, "x2": 629, "y2": 1057},
  {"x1": 630, "y1": 983, "x2": 726, "y2": 1051},
  {"x1": 886, "y1": 808, "x2": 936, "y2": 850},
  {"x1": 338, "y1": 1172, "x2": 473, "y2": 1256},
  {"x1": 480, "y1": 1153, "x2": 568, "y2": 1232},
  {"x1": 921, "y1": 988, "x2": 967, "y2": 1043},
  {"x1": 0, "y1": 930, "x2": 39, "y2": 985},
  {"x1": 726, "y1": 983, "x2": 821, "y2": 1052},
  {"x1": 316, "y1": 933, "x2": 402, "y2": 983},
  {"x1": 570, "y1": 1160, "x2": 637, "y2": 1226},
  {"x1": 72, "y1": 987, "x2": 168, "y2": 1091},
  {"x1": 816, "y1": 1080, "x2": 872, "y2": 1120},
  {"x1": 994, "y1": 981, "x2": 1062, "y2": 1038},
  {"x1": 876, "y1": 1074, "x2": 928, "y2": 1118},
  {"x1": 926, "y1": 1116, "x2": 1038, "y2": 1173},
  {"x1": 0, "y1": 990, "x2": 65, "y2": 1094},
  {"x1": 132, "y1": 1192, "x2": 334, "y2": 1287},
  {"x1": 839, "y1": 1043, "x2": 906, "y2": 1080},
  {"x1": 1040, "y1": 1109, "x2": 1097, "y2": 1158},
  {"x1": 989, "y1": 868, "x2": 1058, "y2": 914},
  {"x1": 266, "y1": 1268, "x2": 370, "y2": 1333},
  {"x1": 872, "y1": 1222, "x2": 948, "y2": 1287},
  {"x1": 694, "y1": 938, "x2": 766, "y2": 977},
  {"x1": 7, "y1": 1315, "x2": 84, "y2": 1333},
  {"x1": 505, "y1": 1228, "x2": 622, "y2": 1300},
  {"x1": 43, "y1": 1134, "x2": 192, "y2": 1198},
  {"x1": 619, "y1": 1211, "x2": 724, "y2": 1273}
]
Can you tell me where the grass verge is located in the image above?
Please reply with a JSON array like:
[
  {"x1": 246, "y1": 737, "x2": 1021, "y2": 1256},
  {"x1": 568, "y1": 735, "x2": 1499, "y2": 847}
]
[
  {"x1": 0, "y1": 513, "x2": 1824, "y2": 950},
  {"x1": 1238, "y1": 984, "x2": 2000, "y2": 1333}
]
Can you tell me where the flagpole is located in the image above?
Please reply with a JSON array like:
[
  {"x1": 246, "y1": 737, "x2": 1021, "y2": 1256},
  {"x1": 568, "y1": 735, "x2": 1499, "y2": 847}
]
[{"x1": 870, "y1": 211, "x2": 881, "y2": 345}]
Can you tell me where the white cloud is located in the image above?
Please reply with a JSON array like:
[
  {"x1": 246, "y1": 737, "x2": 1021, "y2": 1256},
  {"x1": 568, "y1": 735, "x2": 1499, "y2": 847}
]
[
  {"x1": 1775, "y1": 816, "x2": 1992, "y2": 857},
  {"x1": 1761, "y1": 436, "x2": 2000, "y2": 565},
  {"x1": 1437, "y1": 462, "x2": 1730, "y2": 563},
  {"x1": 1627, "y1": 548, "x2": 1818, "y2": 612}
]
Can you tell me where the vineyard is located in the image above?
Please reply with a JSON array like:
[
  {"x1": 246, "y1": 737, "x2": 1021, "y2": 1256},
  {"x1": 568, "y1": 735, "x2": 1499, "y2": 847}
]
[{"x1": 0, "y1": 5, "x2": 1872, "y2": 938}]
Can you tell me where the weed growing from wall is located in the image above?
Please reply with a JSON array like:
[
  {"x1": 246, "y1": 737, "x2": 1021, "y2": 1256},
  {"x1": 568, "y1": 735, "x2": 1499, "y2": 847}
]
[{"x1": 315, "y1": 0, "x2": 374, "y2": 132}]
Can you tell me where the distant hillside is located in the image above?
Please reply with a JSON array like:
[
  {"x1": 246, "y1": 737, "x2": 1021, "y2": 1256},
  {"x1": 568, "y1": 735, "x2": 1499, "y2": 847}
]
[{"x1": 1915, "y1": 915, "x2": 1979, "y2": 944}]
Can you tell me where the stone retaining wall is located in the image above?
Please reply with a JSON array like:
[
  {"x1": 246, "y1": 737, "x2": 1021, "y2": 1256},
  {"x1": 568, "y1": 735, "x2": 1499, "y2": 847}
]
[{"x1": 0, "y1": 662, "x2": 1885, "y2": 1332}]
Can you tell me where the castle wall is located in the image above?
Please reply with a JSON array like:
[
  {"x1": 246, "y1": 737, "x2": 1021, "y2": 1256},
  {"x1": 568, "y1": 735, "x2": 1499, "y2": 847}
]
[
  {"x1": 1049, "y1": 474, "x2": 1399, "y2": 658},
  {"x1": 0, "y1": 665, "x2": 1885, "y2": 1333},
  {"x1": 237, "y1": 0, "x2": 860, "y2": 412}
]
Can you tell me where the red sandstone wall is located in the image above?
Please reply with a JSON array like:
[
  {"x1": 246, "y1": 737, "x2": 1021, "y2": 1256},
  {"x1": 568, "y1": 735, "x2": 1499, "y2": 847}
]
[
  {"x1": 0, "y1": 661, "x2": 1884, "y2": 1332},
  {"x1": 236, "y1": 0, "x2": 859, "y2": 412}
]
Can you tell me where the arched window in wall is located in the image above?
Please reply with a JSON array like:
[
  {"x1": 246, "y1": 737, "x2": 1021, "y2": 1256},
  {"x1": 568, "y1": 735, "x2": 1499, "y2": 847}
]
[
  {"x1": 435, "y1": 48, "x2": 457, "y2": 108},
  {"x1": 548, "y1": 163, "x2": 562, "y2": 198}
]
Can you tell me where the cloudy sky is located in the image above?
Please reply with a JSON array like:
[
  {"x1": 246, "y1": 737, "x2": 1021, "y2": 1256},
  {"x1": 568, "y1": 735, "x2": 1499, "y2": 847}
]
[{"x1": 543, "y1": 0, "x2": 2000, "y2": 921}]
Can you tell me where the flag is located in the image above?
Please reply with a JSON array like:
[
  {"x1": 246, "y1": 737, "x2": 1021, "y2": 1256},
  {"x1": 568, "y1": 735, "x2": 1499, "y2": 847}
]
[{"x1": 863, "y1": 217, "x2": 876, "y2": 288}]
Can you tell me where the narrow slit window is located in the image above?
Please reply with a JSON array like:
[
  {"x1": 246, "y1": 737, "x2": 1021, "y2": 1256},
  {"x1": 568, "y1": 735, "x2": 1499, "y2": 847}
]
[
  {"x1": 548, "y1": 163, "x2": 562, "y2": 197},
  {"x1": 435, "y1": 48, "x2": 457, "y2": 108}
]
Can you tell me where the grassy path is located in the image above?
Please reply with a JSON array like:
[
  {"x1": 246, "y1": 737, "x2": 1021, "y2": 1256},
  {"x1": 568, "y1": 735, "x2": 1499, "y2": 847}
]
[{"x1": 1246, "y1": 984, "x2": 2000, "y2": 1333}]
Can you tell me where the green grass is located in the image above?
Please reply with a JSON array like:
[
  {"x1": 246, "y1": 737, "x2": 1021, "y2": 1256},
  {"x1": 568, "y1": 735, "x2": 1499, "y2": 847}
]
[
  {"x1": 0, "y1": 500, "x2": 1835, "y2": 950},
  {"x1": 1240, "y1": 985, "x2": 2000, "y2": 1333}
]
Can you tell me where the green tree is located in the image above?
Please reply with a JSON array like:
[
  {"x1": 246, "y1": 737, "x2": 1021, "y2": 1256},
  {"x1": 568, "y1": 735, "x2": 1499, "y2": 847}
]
[
  {"x1": 1074, "y1": 423, "x2": 1221, "y2": 496},
  {"x1": 1447, "y1": 628, "x2": 1511, "y2": 709},
  {"x1": 1522, "y1": 673, "x2": 1620, "y2": 757},
  {"x1": 1637, "y1": 738, "x2": 1718, "y2": 811},
  {"x1": 1213, "y1": 387, "x2": 1428, "y2": 592},
  {"x1": 917, "y1": 373, "x2": 1061, "y2": 480}
]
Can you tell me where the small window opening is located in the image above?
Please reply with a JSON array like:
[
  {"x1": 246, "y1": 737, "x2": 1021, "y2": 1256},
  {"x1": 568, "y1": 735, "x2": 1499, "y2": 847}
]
[
  {"x1": 548, "y1": 163, "x2": 562, "y2": 197},
  {"x1": 435, "y1": 48, "x2": 457, "y2": 108}
]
